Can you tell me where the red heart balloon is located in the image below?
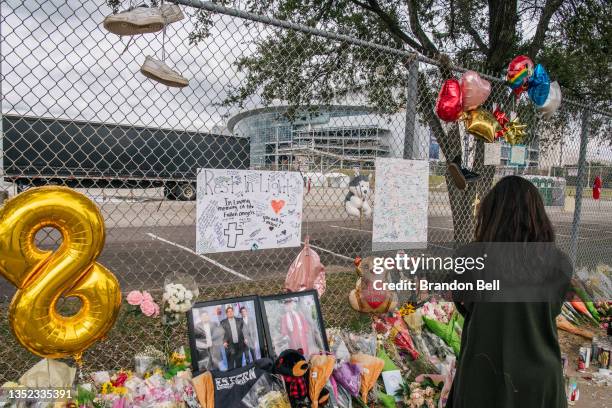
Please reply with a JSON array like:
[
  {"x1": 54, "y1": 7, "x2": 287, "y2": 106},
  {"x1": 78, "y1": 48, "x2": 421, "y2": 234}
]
[{"x1": 435, "y1": 79, "x2": 463, "y2": 122}]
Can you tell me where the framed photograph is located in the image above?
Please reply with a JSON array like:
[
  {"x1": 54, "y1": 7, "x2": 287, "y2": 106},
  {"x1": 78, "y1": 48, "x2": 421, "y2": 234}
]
[
  {"x1": 260, "y1": 290, "x2": 329, "y2": 359},
  {"x1": 187, "y1": 295, "x2": 265, "y2": 374}
]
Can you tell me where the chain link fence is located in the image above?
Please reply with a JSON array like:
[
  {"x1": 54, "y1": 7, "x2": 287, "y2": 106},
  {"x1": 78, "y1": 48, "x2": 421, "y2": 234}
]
[{"x1": 1, "y1": 0, "x2": 611, "y2": 380}]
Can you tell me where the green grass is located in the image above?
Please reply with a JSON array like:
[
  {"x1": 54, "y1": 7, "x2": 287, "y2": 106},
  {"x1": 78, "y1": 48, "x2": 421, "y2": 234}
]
[{"x1": 0, "y1": 271, "x2": 367, "y2": 382}]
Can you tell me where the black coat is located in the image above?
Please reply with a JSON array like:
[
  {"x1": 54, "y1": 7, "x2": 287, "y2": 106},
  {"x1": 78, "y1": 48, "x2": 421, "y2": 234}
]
[
  {"x1": 220, "y1": 317, "x2": 246, "y2": 346},
  {"x1": 447, "y1": 245, "x2": 571, "y2": 408}
]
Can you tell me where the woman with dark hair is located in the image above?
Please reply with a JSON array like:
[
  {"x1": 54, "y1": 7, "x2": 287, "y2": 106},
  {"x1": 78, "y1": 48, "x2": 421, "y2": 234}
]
[{"x1": 447, "y1": 176, "x2": 571, "y2": 408}]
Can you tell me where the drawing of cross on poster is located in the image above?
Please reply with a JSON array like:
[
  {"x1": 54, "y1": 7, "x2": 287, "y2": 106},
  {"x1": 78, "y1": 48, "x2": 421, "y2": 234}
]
[
  {"x1": 196, "y1": 169, "x2": 304, "y2": 254},
  {"x1": 224, "y1": 222, "x2": 243, "y2": 248}
]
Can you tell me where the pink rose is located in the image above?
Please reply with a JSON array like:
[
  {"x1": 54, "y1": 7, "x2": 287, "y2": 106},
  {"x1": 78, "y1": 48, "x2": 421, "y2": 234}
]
[
  {"x1": 140, "y1": 299, "x2": 159, "y2": 317},
  {"x1": 152, "y1": 302, "x2": 160, "y2": 317},
  {"x1": 126, "y1": 290, "x2": 144, "y2": 306},
  {"x1": 141, "y1": 291, "x2": 154, "y2": 303}
]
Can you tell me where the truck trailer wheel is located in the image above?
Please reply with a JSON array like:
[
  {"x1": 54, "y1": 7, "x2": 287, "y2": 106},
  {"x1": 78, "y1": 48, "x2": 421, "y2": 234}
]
[{"x1": 176, "y1": 182, "x2": 196, "y2": 201}]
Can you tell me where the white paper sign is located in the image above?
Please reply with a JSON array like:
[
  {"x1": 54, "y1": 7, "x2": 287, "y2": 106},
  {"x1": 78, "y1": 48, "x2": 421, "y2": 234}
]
[
  {"x1": 372, "y1": 158, "x2": 428, "y2": 251},
  {"x1": 484, "y1": 143, "x2": 501, "y2": 166},
  {"x1": 196, "y1": 169, "x2": 303, "y2": 254}
]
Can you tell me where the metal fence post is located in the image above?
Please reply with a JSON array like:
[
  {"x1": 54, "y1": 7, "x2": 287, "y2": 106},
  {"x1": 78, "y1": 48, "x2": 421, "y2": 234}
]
[{"x1": 569, "y1": 108, "x2": 591, "y2": 267}]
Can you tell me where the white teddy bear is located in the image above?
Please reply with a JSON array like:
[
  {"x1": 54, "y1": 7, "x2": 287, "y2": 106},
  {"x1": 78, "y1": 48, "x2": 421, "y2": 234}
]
[{"x1": 345, "y1": 172, "x2": 372, "y2": 217}]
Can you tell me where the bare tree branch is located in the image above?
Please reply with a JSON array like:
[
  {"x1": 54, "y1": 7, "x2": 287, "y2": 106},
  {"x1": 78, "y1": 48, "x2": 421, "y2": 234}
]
[
  {"x1": 348, "y1": 0, "x2": 426, "y2": 52},
  {"x1": 454, "y1": 0, "x2": 489, "y2": 54},
  {"x1": 528, "y1": 0, "x2": 565, "y2": 57},
  {"x1": 406, "y1": 0, "x2": 440, "y2": 56}
]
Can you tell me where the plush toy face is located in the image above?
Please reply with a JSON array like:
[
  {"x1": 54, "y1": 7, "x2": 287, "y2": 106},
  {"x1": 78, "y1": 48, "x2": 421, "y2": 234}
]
[
  {"x1": 348, "y1": 175, "x2": 370, "y2": 199},
  {"x1": 275, "y1": 349, "x2": 309, "y2": 377}
]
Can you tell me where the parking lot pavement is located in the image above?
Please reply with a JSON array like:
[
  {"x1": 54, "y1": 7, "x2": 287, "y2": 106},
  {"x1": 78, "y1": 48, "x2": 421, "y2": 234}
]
[{"x1": 1, "y1": 185, "x2": 610, "y2": 297}]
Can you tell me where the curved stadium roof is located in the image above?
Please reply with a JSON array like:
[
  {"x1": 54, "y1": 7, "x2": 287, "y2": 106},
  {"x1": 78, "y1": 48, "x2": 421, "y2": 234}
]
[{"x1": 226, "y1": 105, "x2": 377, "y2": 133}]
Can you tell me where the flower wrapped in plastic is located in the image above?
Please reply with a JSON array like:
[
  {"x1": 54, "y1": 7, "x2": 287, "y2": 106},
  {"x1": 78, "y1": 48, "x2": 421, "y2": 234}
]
[
  {"x1": 162, "y1": 272, "x2": 199, "y2": 325},
  {"x1": 326, "y1": 328, "x2": 351, "y2": 363},
  {"x1": 345, "y1": 332, "x2": 377, "y2": 356},
  {"x1": 373, "y1": 313, "x2": 419, "y2": 360},
  {"x1": 309, "y1": 354, "x2": 336, "y2": 408},
  {"x1": 332, "y1": 361, "x2": 361, "y2": 397},
  {"x1": 241, "y1": 373, "x2": 291, "y2": 408},
  {"x1": 421, "y1": 301, "x2": 462, "y2": 356},
  {"x1": 350, "y1": 353, "x2": 385, "y2": 404}
]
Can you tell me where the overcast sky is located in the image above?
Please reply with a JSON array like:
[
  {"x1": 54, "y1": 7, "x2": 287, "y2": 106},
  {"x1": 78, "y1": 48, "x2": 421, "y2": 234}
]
[{"x1": 1, "y1": 0, "x2": 609, "y2": 164}]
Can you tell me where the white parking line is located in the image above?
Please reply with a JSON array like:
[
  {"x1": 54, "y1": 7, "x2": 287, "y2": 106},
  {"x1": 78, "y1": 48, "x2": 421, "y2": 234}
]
[
  {"x1": 303, "y1": 241, "x2": 354, "y2": 261},
  {"x1": 330, "y1": 225, "x2": 371, "y2": 233},
  {"x1": 146, "y1": 233, "x2": 252, "y2": 281}
]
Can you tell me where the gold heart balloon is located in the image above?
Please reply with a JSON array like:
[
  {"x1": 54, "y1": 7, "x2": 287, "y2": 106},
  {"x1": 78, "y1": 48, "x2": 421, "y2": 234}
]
[
  {"x1": 463, "y1": 108, "x2": 501, "y2": 143},
  {"x1": 0, "y1": 186, "x2": 121, "y2": 362}
]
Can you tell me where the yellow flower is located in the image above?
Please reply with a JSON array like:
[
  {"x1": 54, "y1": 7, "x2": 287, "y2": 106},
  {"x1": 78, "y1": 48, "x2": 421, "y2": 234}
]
[
  {"x1": 101, "y1": 382, "x2": 113, "y2": 395},
  {"x1": 170, "y1": 351, "x2": 186, "y2": 365},
  {"x1": 399, "y1": 303, "x2": 416, "y2": 316},
  {"x1": 114, "y1": 387, "x2": 127, "y2": 396}
]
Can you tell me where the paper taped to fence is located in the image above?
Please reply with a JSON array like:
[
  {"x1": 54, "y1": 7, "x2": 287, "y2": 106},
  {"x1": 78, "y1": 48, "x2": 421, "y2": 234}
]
[
  {"x1": 196, "y1": 169, "x2": 303, "y2": 254},
  {"x1": 372, "y1": 158, "x2": 428, "y2": 251}
]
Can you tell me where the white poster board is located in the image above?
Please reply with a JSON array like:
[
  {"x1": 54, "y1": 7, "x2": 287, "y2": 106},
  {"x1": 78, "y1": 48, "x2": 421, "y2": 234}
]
[
  {"x1": 484, "y1": 143, "x2": 501, "y2": 166},
  {"x1": 372, "y1": 158, "x2": 429, "y2": 251},
  {"x1": 196, "y1": 169, "x2": 303, "y2": 254}
]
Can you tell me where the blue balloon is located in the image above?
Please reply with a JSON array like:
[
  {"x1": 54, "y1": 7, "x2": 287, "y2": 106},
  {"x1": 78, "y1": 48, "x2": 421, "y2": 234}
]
[{"x1": 527, "y1": 64, "x2": 550, "y2": 106}]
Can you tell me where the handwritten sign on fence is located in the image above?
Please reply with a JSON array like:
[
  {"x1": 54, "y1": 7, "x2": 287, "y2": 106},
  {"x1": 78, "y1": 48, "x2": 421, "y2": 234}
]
[
  {"x1": 372, "y1": 158, "x2": 429, "y2": 251},
  {"x1": 196, "y1": 169, "x2": 304, "y2": 254}
]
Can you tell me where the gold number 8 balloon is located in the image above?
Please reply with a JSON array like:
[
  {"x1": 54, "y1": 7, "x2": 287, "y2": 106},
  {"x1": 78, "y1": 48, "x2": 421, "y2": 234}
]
[{"x1": 0, "y1": 186, "x2": 121, "y2": 362}]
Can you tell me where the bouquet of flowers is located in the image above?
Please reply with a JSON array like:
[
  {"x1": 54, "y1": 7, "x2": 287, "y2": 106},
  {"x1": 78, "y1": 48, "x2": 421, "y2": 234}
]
[
  {"x1": 162, "y1": 273, "x2": 198, "y2": 325},
  {"x1": 420, "y1": 300, "x2": 462, "y2": 356},
  {"x1": 126, "y1": 290, "x2": 160, "y2": 317},
  {"x1": 373, "y1": 312, "x2": 420, "y2": 361},
  {"x1": 89, "y1": 368, "x2": 197, "y2": 407},
  {"x1": 397, "y1": 381, "x2": 440, "y2": 408}
]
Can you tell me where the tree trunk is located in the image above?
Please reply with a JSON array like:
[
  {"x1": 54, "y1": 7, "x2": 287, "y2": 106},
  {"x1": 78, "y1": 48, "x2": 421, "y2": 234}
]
[{"x1": 413, "y1": 64, "x2": 480, "y2": 246}]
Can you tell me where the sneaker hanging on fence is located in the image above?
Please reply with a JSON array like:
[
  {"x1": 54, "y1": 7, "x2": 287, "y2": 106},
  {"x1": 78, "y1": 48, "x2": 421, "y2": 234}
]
[
  {"x1": 285, "y1": 236, "x2": 326, "y2": 297},
  {"x1": 140, "y1": 55, "x2": 189, "y2": 88},
  {"x1": 447, "y1": 155, "x2": 480, "y2": 190},
  {"x1": 103, "y1": 4, "x2": 184, "y2": 36}
]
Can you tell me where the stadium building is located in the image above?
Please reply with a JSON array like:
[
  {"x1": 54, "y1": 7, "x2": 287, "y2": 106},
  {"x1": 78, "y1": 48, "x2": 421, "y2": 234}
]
[{"x1": 226, "y1": 105, "x2": 425, "y2": 170}]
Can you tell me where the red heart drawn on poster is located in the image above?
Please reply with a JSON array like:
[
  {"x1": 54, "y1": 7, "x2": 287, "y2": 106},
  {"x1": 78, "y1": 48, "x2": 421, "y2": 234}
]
[{"x1": 271, "y1": 199, "x2": 285, "y2": 214}]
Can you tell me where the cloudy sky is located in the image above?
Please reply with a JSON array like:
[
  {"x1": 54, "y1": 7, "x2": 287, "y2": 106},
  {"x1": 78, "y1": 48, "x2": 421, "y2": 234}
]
[{"x1": 1, "y1": 0, "x2": 609, "y2": 164}]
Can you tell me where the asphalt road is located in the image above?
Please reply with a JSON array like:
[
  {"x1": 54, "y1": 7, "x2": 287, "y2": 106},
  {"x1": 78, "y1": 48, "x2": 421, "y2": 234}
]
[{"x1": 2, "y1": 211, "x2": 611, "y2": 298}]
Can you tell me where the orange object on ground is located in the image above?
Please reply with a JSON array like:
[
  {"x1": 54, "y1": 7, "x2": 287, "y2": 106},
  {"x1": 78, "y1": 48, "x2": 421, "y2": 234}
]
[
  {"x1": 556, "y1": 315, "x2": 594, "y2": 339},
  {"x1": 350, "y1": 353, "x2": 385, "y2": 403},
  {"x1": 309, "y1": 354, "x2": 335, "y2": 408}
]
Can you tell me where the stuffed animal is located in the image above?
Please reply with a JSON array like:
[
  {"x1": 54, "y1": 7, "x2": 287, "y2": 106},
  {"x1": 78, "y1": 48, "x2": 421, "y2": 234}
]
[
  {"x1": 349, "y1": 256, "x2": 398, "y2": 314},
  {"x1": 274, "y1": 349, "x2": 329, "y2": 408},
  {"x1": 345, "y1": 172, "x2": 372, "y2": 218}
]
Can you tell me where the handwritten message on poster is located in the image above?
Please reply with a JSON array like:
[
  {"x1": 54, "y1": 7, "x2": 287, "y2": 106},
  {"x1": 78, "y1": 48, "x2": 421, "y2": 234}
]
[
  {"x1": 372, "y1": 158, "x2": 429, "y2": 251},
  {"x1": 196, "y1": 169, "x2": 304, "y2": 254}
]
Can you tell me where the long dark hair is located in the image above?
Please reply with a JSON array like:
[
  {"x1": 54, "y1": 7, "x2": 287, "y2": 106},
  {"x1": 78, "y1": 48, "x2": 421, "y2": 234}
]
[{"x1": 475, "y1": 176, "x2": 555, "y2": 242}]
